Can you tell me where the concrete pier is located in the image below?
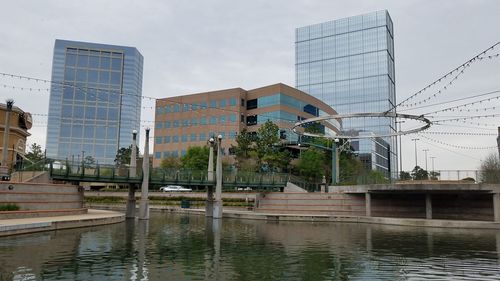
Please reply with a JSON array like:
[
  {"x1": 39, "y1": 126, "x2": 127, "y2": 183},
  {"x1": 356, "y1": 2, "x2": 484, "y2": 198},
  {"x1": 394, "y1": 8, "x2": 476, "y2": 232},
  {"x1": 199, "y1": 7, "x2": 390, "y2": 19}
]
[
  {"x1": 426, "y1": 193, "x2": 432, "y2": 219},
  {"x1": 365, "y1": 193, "x2": 371, "y2": 217}
]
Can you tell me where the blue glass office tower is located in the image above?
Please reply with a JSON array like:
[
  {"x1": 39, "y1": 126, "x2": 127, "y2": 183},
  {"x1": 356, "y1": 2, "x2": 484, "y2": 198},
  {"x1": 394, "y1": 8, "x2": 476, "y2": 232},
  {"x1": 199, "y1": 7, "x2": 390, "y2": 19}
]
[
  {"x1": 295, "y1": 10, "x2": 397, "y2": 177},
  {"x1": 46, "y1": 39, "x2": 143, "y2": 164}
]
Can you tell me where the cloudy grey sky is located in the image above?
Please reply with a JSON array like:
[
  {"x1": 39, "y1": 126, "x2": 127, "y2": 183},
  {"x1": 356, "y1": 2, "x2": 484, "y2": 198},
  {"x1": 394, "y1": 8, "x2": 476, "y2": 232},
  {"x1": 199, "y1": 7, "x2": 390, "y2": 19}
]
[{"x1": 0, "y1": 0, "x2": 499, "y2": 173}]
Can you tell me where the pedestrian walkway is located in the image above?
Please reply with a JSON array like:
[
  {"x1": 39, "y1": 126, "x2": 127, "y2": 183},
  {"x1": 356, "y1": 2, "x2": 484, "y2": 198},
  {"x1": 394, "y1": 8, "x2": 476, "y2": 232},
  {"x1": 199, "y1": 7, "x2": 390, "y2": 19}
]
[{"x1": 0, "y1": 209, "x2": 124, "y2": 237}]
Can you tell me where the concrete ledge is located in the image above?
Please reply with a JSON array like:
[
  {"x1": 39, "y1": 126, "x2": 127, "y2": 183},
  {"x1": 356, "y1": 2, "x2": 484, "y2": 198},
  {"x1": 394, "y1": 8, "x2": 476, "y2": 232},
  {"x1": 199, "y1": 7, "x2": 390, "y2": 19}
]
[
  {"x1": 0, "y1": 209, "x2": 124, "y2": 237},
  {"x1": 0, "y1": 208, "x2": 88, "y2": 219}
]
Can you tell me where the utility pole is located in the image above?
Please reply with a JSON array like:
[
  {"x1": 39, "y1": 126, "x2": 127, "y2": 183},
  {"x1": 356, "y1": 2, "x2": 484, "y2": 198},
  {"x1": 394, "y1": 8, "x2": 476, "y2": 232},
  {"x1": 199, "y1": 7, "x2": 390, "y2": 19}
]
[
  {"x1": 411, "y1": 138, "x2": 419, "y2": 169},
  {"x1": 423, "y1": 149, "x2": 429, "y2": 171}
]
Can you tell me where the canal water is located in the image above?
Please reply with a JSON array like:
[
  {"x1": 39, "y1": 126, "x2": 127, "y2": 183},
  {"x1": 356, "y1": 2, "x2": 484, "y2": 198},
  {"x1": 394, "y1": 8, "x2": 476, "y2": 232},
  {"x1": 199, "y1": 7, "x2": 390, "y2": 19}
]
[{"x1": 1, "y1": 213, "x2": 500, "y2": 280}]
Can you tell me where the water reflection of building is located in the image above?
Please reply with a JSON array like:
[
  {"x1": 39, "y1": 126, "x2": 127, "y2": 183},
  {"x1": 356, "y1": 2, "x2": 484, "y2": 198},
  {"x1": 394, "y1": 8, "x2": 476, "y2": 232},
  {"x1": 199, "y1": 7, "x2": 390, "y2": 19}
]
[{"x1": 0, "y1": 102, "x2": 32, "y2": 169}]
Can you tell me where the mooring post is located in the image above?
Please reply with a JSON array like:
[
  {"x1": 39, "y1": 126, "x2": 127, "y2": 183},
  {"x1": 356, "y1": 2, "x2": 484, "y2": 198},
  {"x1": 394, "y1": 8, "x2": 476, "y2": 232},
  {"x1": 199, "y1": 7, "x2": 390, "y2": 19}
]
[{"x1": 139, "y1": 128, "x2": 150, "y2": 220}]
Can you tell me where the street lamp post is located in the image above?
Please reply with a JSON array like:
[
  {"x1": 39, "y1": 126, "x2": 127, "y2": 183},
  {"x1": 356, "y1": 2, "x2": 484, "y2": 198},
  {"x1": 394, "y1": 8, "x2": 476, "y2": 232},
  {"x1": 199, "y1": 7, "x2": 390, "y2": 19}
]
[
  {"x1": 411, "y1": 138, "x2": 419, "y2": 169},
  {"x1": 430, "y1": 156, "x2": 436, "y2": 172},
  {"x1": 423, "y1": 149, "x2": 429, "y2": 171},
  {"x1": 396, "y1": 120, "x2": 405, "y2": 175}
]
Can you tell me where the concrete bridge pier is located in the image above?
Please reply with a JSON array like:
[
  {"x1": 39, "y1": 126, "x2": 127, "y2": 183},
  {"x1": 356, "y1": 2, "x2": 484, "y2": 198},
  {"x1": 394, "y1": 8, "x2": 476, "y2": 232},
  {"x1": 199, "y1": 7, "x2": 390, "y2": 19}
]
[
  {"x1": 206, "y1": 140, "x2": 215, "y2": 217},
  {"x1": 213, "y1": 135, "x2": 223, "y2": 219},
  {"x1": 139, "y1": 128, "x2": 150, "y2": 220},
  {"x1": 365, "y1": 193, "x2": 371, "y2": 217},
  {"x1": 493, "y1": 193, "x2": 500, "y2": 222},
  {"x1": 126, "y1": 130, "x2": 138, "y2": 219},
  {"x1": 426, "y1": 193, "x2": 433, "y2": 219}
]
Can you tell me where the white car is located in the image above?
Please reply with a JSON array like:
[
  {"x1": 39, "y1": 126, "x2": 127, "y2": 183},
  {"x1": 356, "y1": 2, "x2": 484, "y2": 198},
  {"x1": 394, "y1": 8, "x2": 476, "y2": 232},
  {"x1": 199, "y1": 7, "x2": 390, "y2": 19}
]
[{"x1": 159, "y1": 185, "x2": 192, "y2": 192}]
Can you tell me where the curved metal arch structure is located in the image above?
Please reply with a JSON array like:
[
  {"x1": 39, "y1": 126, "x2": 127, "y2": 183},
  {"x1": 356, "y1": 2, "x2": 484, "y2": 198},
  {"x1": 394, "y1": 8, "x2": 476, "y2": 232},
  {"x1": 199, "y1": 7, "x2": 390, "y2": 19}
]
[{"x1": 292, "y1": 112, "x2": 432, "y2": 139}]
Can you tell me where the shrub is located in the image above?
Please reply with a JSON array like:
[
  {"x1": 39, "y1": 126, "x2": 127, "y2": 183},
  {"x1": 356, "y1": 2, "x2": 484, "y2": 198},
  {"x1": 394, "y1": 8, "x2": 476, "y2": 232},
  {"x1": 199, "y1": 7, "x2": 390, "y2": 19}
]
[{"x1": 0, "y1": 204, "x2": 20, "y2": 211}]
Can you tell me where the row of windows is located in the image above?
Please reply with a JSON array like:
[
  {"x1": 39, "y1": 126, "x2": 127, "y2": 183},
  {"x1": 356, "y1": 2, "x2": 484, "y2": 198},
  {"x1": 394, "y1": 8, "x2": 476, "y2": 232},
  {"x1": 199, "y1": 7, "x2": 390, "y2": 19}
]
[
  {"x1": 296, "y1": 26, "x2": 391, "y2": 63},
  {"x1": 254, "y1": 93, "x2": 320, "y2": 116},
  {"x1": 297, "y1": 50, "x2": 392, "y2": 86},
  {"x1": 67, "y1": 47, "x2": 123, "y2": 57},
  {"x1": 65, "y1": 51, "x2": 123, "y2": 71},
  {"x1": 155, "y1": 131, "x2": 237, "y2": 144},
  {"x1": 296, "y1": 11, "x2": 390, "y2": 42},
  {"x1": 156, "y1": 97, "x2": 239, "y2": 114},
  {"x1": 59, "y1": 123, "x2": 118, "y2": 140},
  {"x1": 58, "y1": 142, "x2": 117, "y2": 160},
  {"x1": 62, "y1": 87, "x2": 121, "y2": 105},
  {"x1": 155, "y1": 114, "x2": 237, "y2": 129},
  {"x1": 61, "y1": 104, "x2": 120, "y2": 121},
  {"x1": 64, "y1": 67, "x2": 122, "y2": 85}
]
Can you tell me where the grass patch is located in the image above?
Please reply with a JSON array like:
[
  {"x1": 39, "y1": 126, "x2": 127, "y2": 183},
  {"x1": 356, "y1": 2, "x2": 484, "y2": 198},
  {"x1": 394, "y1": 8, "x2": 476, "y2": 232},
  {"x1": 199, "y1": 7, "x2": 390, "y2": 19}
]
[
  {"x1": 0, "y1": 204, "x2": 20, "y2": 211},
  {"x1": 85, "y1": 196, "x2": 125, "y2": 204}
]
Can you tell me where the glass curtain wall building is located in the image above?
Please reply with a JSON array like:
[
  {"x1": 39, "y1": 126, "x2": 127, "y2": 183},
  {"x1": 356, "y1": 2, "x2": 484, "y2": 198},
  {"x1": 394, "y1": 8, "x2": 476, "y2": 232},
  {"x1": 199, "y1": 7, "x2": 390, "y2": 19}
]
[
  {"x1": 46, "y1": 39, "x2": 143, "y2": 164},
  {"x1": 295, "y1": 10, "x2": 397, "y2": 177}
]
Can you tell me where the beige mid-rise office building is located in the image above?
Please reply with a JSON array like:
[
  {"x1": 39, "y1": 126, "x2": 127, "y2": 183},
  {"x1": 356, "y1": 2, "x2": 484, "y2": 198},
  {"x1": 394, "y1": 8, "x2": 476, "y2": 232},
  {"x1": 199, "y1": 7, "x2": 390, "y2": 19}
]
[{"x1": 153, "y1": 83, "x2": 337, "y2": 167}]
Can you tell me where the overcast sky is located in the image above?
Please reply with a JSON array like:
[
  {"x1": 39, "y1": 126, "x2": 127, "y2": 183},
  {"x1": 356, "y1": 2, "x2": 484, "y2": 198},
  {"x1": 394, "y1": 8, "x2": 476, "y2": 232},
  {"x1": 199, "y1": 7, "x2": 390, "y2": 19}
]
[{"x1": 0, "y1": 0, "x2": 499, "y2": 174}]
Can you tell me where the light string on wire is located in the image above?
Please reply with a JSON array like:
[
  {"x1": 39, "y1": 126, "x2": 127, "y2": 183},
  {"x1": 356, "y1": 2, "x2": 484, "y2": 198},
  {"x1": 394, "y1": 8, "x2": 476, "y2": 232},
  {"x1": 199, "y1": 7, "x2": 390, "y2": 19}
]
[
  {"x1": 418, "y1": 134, "x2": 499, "y2": 150},
  {"x1": 388, "y1": 41, "x2": 500, "y2": 112},
  {"x1": 0, "y1": 83, "x2": 50, "y2": 92},
  {"x1": 432, "y1": 123, "x2": 498, "y2": 131},
  {"x1": 422, "y1": 94, "x2": 500, "y2": 116},
  {"x1": 416, "y1": 136, "x2": 483, "y2": 161},
  {"x1": 432, "y1": 113, "x2": 500, "y2": 123},
  {"x1": 420, "y1": 131, "x2": 498, "y2": 136}
]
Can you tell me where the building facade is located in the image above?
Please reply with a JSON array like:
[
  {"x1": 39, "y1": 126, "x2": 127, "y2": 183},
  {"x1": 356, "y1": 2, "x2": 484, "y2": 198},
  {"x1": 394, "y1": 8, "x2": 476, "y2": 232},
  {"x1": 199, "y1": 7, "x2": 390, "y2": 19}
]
[
  {"x1": 0, "y1": 102, "x2": 32, "y2": 169},
  {"x1": 295, "y1": 10, "x2": 397, "y2": 176},
  {"x1": 46, "y1": 39, "x2": 143, "y2": 164},
  {"x1": 153, "y1": 83, "x2": 336, "y2": 167}
]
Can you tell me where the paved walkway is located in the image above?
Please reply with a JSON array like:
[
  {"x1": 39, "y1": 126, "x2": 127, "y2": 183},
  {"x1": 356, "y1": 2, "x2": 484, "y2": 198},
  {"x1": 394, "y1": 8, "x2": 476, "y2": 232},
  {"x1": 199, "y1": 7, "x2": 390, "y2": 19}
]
[{"x1": 0, "y1": 209, "x2": 124, "y2": 237}]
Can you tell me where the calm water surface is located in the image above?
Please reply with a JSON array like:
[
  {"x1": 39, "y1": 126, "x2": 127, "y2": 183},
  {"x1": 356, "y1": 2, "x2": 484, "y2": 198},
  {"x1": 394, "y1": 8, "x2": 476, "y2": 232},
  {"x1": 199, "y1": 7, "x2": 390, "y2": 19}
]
[{"x1": 1, "y1": 212, "x2": 500, "y2": 280}]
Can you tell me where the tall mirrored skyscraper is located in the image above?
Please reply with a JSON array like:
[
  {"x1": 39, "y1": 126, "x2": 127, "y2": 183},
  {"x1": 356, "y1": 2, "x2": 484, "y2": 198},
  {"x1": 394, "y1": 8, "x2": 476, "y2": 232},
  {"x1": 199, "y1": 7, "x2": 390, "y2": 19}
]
[
  {"x1": 46, "y1": 39, "x2": 143, "y2": 164},
  {"x1": 295, "y1": 10, "x2": 397, "y2": 176}
]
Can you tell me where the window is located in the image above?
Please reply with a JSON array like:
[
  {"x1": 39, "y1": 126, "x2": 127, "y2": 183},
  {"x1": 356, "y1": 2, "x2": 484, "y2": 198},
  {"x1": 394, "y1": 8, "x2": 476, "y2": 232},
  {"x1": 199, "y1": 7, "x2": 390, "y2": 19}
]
[
  {"x1": 155, "y1": 122, "x2": 163, "y2": 129},
  {"x1": 173, "y1": 120, "x2": 179, "y2": 128},
  {"x1": 155, "y1": 152, "x2": 161, "y2": 159},
  {"x1": 165, "y1": 121, "x2": 171, "y2": 128},
  {"x1": 241, "y1": 98, "x2": 245, "y2": 107},
  {"x1": 229, "y1": 131, "x2": 236, "y2": 139},
  {"x1": 199, "y1": 133, "x2": 206, "y2": 141},
  {"x1": 174, "y1": 104, "x2": 180, "y2": 112},
  {"x1": 201, "y1": 101, "x2": 207, "y2": 109},
  {"x1": 173, "y1": 136, "x2": 179, "y2": 143},
  {"x1": 246, "y1": 99, "x2": 257, "y2": 110},
  {"x1": 240, "y1": 114, "x2": 245, "y2": 123},
  {"x1": 191, "y1": 118, "x2": 198, "y2": 126},
  {"x1": 210, "y1": 116, "x2": 217, "y2": 124},
  {"x1": 229, "y1": 114, "x2": 236, "y2": 123},
  {"x1": 181, "y1": 134, "x2": 187, "y2": 142},
  {"x1": 219, "y1": 116, "x2": 226, "y2": 124},
  {"x1": 165, "y1": 105, "x2": 171, "y2": 113},
  {"x1": 192, "y1": 103, "x2": 199, "y2": 110},
  {"x1": 183, "y1": 104, "x2": 189, "y2": 112},
  {"x1": 190, "y1": 133, "x2": 196, "y2": 141},
  {"x1": 230, "y1": 97, "x2": 237, "y2": 106},
  {"x1": 200, "y1": 117, "x2": 207, "y2": 125},
  {"x1": 182, "y1": 119, "x2": 189, "y2": 127},
  {"x1": 220, "y1": 99, "x2": 226, "y2": 108},
  {"x1": 165, "y1": 136, "x2": 171, "y2": 143},
  {"x1": 156, "y1": 107, "x2": 163, "y2": 115},
  {"x1": 246, "y1": 115, "x2": 257, "y2": 126},
  {"x1": 155, "y1": 137, "x2": 162, "y2": 144},
  {"x1": 210, "y1": 100, "x2": 217, "y2": 108}
]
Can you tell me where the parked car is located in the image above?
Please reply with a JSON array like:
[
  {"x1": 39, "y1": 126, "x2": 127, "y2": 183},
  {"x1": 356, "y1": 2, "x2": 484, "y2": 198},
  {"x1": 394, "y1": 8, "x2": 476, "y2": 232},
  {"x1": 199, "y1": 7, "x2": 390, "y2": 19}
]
[
  {"x1": 159, "y1": 185, "x2": 192, "y2": 192},
  {"x1": 236, "y1": 187, "x2": 252, "y2": 191}
]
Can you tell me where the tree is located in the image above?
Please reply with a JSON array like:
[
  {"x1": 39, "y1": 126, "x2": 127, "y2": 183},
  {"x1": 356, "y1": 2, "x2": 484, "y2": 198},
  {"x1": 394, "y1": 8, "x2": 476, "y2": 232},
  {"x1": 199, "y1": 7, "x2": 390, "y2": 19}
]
[
  {"x1": 232, "y1": 129, "x2": 254, "y2": 158},
  {"x1": 160, "y1": 156, "x2": 181, "y2": 169},
  {"x1": 83, "y1": 155, "x2": 95, "y2": 166},
  {"x1": 25, "y1": 143, "x2": 44, "y2": 164},
  {"x1": 429, "y1": 171, "x2": 440, "y2": 180},
  {"x1": 480, "y1": 153, "x2": 500, "y2": 183},
  {"x1": 411, "y1": 166, "x2": 429, "y2": 180},
  {"x1": 114, "y1": 145, "x2": 140, "y2": 167},
  {"x1": 256, "y1": 120, "x2": 280, "y2": 159},
  {"x1": 297, "y1": 147, "x2": 325, "y2": 180},
  {"x1": 399, "y1": 171, "x2": 411, "y2": 180},
  {"x1": 181, "y1": 146, "x2": 209, "y2": 170}
]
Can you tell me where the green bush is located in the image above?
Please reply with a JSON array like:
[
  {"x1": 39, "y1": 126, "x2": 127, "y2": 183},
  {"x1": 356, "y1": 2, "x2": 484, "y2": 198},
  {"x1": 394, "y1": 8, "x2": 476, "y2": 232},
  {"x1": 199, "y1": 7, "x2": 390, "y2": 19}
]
[{"x1": 0, "y1": 204, "x2": 20, "y2": 211}]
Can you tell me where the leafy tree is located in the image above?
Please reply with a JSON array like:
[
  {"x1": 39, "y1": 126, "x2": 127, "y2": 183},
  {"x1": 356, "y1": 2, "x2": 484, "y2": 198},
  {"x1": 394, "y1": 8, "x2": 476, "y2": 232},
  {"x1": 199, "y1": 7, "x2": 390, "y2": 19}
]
[
  {"x1": 480, "y1": 153, "x2": 500, "y2": 183},
  {"x1": 114, "y1": 145, "x2": 140, "y2": 167},
  {"x1": 255, "y1": 120, "x2": 280, "y2": 159},
  {"x1": 429, "y1": 171, "x2": 440, "y2": 180},
  {"x1": 25, "y1": 143, "x2": 44, "y2": 164},
  {"x1": 181, "y1": 146, "x2": 209, "y2": 170},
  {"x1": 411, "y1": 165, "x2": 429, "y2": 180},
  {"x1": 399, "y1": 171, "x2": 411, "y2": 180},
  {"x1": 160, "y1": 156, "x2": 181, "y2": 169},
  {"x1": 83, "y1": 155, "x2": 95, "y2": 166},
  {"x1": 297, "y1": 147, "x2": 325, "y2": 180},
  {"x1": 232, "y1": 129, "x2": 254, "y2": 158}
]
